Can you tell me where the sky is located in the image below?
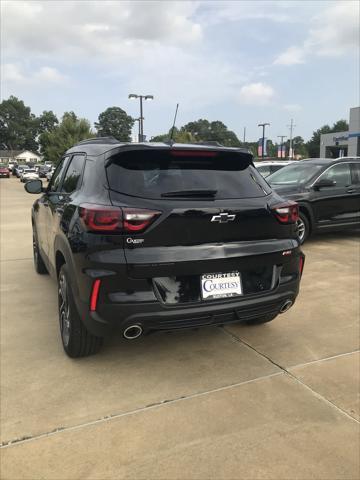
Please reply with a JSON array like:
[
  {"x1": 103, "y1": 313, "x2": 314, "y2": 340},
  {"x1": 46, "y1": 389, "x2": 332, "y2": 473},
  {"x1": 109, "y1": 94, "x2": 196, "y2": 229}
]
[{"x1": 1, "y1": 0, "x2": 359, "y2": 142}]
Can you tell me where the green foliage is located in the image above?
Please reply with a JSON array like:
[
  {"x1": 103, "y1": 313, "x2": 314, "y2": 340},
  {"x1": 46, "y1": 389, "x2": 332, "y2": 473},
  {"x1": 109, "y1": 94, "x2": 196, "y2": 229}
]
[
  {"x1": 151, "y1": 119, "x2": 241, "y2": 147},
  {"x1": 95, "y1": 107, "x2": 134, "y2": 141},
  {"x1": 306, "y1": 119, "x2": 349, "y2": 157},
  {"x1": 182, "y1": 119, "x2": 241, "y2": 147},
  {"x1": 0, "y1": 96, "x2": 38, "y2": 152},
  {"x1": 41, "y1": 112, "x2": 93, "y2": 164}
]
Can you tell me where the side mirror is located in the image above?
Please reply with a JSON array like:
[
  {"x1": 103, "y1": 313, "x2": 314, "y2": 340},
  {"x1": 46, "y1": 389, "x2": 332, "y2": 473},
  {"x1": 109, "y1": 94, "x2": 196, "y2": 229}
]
[
  {"x1": 24, "y1": 179, "x2": 43, "y2": 194},
  {"x1": 314, "y1": 178, "x2": 336, "y2": 190}
]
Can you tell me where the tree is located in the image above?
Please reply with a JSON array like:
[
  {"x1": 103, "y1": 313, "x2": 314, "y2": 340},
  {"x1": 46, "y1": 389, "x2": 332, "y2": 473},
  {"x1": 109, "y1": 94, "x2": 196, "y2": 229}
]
[
  {"x1": 41, "y1": 112, "x2": 93, "y2": 164},
  {"x1": 151, "y1": 127, "x2": 195, "y2": 143},
  {"x1": 306, "y1": 119, "x2": 349, "y2": 157},
  {"x1": 37, "y1": 110, "x2": 58, "y2": 135},
  {"x1": 182, "y1": 119, "x2": 241, "y2": 147},
  {"x1": 95, "y1": 107, "x2": 134, "y2": 141},
  {"x1": 0, "y1": 96, "x2": 38, "y2": 152}
]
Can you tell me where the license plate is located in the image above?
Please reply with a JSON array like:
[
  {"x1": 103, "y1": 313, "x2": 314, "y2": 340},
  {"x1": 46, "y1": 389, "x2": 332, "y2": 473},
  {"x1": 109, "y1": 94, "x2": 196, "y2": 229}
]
[{"x1": 201, "y1": 271, "x2": 242, "y2": 300}]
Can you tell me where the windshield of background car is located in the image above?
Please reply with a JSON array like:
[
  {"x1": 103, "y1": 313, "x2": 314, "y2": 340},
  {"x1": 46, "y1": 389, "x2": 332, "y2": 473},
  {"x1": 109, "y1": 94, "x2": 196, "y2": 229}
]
[
  {"x1": 267, "y1": 163, "x2": 323, "y2": 185},
  {"x1": 106, "y1": 149, "x2": 270, "y2": 199}
]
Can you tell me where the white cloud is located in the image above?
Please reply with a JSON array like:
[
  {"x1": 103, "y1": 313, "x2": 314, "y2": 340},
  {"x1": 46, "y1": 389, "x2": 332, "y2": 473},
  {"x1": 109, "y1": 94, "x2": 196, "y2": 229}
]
[
  {"x1": 238, "y1": 82, "x2": 275, "y2": 106},
  {"x1": 274, "y1": 1, "x2": 359, "y2": 66},
  {"x1": 2, "y1": 1, "x2": 202, "y2": 62},
  {"x1": 2, "y1": 63, "x2": 68, "y2": 85},
  {"x1": 273, "y1": 46, "x2": 305, "y2": 66}
]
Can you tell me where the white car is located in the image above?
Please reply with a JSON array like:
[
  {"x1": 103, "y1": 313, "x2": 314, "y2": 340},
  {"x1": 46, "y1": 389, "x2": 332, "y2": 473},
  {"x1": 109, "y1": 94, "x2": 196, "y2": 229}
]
[
  {"x1": 254, "y1": 161, "x2": 293, "y2": 178},
  {"x1": 21, "y1": 168, "x2": 39, "y2": 183}
]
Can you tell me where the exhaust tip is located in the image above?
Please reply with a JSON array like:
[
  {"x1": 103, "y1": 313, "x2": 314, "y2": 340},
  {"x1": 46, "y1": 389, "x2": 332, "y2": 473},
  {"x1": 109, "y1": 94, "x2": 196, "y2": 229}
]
[
  {"x1": 123, "y1": 324, "x2": 143, "y2": 340},
  {"x1": 280, "y1": 299, "x2": 293, "y2": 314}
]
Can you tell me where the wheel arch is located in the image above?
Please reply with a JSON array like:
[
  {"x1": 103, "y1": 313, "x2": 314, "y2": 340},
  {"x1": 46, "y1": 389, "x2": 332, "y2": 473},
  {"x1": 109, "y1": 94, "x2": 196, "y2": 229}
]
[{"x1": 298, "y1": 202, "x2": 314, "y2": 233}]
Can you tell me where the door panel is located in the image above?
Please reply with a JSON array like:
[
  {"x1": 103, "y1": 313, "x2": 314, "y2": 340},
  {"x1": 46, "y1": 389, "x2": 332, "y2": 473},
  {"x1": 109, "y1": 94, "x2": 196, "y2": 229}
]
[{"x1": 311, "y1": 163, "x2": 359, "y2": 226}]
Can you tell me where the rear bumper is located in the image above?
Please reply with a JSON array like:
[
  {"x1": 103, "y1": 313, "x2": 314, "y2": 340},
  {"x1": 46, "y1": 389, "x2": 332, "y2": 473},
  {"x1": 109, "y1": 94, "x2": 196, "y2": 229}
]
[{"x1": 78, "y1": 281, "x2": 300, "y2": 337}]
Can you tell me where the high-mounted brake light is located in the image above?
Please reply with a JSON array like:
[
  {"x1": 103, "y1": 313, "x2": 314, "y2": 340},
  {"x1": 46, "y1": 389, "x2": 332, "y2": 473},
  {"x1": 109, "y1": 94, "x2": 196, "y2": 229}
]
[
  {"x1": 90, "y1": 279, "x2": 101, "y2": 312},
  {"x1": 170, "y1": 150, "x2": 217, "y2": 157},
  {"x1": 271, "y1": 202, "x2": 299, "y2": 224},
  {"x1": 79, "y1": 204, "x2": 161, "y2": 233}
]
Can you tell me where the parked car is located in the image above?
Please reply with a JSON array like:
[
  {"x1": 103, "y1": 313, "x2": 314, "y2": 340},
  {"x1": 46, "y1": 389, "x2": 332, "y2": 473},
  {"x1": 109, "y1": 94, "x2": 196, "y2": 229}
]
[
  {"x1": 267, "y1": 157, "x2": 360, "y2": 243},
  {"x1": 254, "y1": 161, "x2": 292, "y2": 178},
  {"x1": 8, "y1": 162, "x2": 15, "y2": 172},
  {"x1": 38, "y1": 165, "x2": 51, "y2": 178},
  {"x1": 46, "y1": 166, "x2": 55, "y2": 181},
  {"x1": 25, "y1": 139, "x2": 305, "y2": 358},
  {"x1": 21, "y1": 168, "x2": 39, "y2": 182},
  {"x1": 15, "y1": 165, "x2": 27, "y2": 178},
  {"x1": 0, "y1": 164, "x2": 10, "y2": 178}
]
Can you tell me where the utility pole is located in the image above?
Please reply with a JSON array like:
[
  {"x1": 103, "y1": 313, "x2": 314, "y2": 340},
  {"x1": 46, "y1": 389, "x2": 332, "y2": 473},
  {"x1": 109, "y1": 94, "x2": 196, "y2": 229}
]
[
  {"x1": 287, "y1": 119, "x2": 295, "y2": 159},
  {"x1": 243, "y1": 127, "x2": 246, "y2": 143},
  {"x1": 258, "y1": 123, "x2": 270, "y2": 159},
  {"x1": 277, "y1": 135, "x2": 287, "y2": 158}
]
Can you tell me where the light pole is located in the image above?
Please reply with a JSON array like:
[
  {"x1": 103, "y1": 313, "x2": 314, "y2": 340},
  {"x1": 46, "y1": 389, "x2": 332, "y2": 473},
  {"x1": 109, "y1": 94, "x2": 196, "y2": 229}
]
[
  {"x1": 277, "y1": 135, "x2": 287, "y2": 158},
  {"x1": 258, "y1": 123, "x2": 270, "y2": 159},
  {"x1": 128, "y1": 94, "x2": 154, "y2": 142},
  {"x1": 287, "y1": 118, "x2": 295, "y2": 159}
]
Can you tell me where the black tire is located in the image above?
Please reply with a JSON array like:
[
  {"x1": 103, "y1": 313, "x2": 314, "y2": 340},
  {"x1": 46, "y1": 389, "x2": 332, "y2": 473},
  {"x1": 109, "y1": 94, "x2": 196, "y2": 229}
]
[
  {"x1": 245, "y1": 313, "x2": 278, "y2": 325},
  {"x1": 297, "y1": 212, "x2": 310, "y2": 244},
  {"x1": 33, "y1": 226, "x2": 48, "y2": 274},
  {"x1": 58, "y1": 264, "x2": 103, "y2": 358}
]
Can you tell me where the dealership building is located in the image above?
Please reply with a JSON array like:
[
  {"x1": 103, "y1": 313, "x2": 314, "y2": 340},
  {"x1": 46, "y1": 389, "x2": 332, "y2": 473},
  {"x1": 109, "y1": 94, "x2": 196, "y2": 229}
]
[{"x1": 320, "y1": 106, "x2": 360, "y2": 158}]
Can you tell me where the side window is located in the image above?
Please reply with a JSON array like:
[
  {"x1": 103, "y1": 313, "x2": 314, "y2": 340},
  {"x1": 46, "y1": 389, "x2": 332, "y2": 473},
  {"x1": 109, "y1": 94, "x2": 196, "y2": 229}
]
[
  {"x1": 61, "y1": 154, "x2": 86, "y2": 193},
  {"x1": 49, "y1": 157, "x2": 69, "y2": 192},
  {"x1": 351, "y1": 163, "x2": 360, "y2": 184},
  {"x1": 320, "y1": 163, "x2": 351, "y2": 187}
]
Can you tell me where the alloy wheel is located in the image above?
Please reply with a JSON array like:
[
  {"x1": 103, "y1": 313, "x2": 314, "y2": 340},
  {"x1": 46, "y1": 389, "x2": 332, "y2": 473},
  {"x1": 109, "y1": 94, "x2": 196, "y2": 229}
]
[
  {"x1": 58, "y1": 272, "x2": 71, "y2": 347},
  {"x1": 297, "y1": 217, "x2": 306, "y2": 243}
]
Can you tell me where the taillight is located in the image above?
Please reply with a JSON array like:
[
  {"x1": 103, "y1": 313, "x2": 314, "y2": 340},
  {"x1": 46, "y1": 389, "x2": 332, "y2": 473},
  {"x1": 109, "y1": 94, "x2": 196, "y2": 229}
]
[
  {"x1": 123, "y1": 208, "x2": 161, "y2": 232},
  {"x1": 90, "y1": 279, "x2": 101, "y2": 311},
  {"x1": 272, "y1": 202, "x2": 299, "y2": 224},
  {"x1": 79, "y1": 204, "x2": 122, "y2": 232},
  {"x1": 79, "y1": 204, "x2": 161, "y2": 233}
]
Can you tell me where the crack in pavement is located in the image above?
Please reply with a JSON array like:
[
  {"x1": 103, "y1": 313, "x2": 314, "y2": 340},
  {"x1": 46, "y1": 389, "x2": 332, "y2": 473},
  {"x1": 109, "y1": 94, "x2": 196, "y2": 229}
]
[
  {"x1": 0, "y1": 371, "x2": 284, "y2": 449},
  {"x1": 221, "y1": 327, "x2": 360, "y2": 424}
]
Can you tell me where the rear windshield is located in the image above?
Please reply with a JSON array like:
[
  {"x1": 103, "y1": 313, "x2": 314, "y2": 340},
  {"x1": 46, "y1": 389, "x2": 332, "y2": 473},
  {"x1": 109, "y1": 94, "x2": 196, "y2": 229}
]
[{"x1": 106, "y1": 149, "x2": 270, "y2": 199}]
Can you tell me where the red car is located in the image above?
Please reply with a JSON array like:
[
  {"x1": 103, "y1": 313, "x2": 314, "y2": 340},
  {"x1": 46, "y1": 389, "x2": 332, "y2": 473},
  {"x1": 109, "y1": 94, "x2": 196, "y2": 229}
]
[{"x1": 0, "y1": 164, "x2": 10, "y2": 178}]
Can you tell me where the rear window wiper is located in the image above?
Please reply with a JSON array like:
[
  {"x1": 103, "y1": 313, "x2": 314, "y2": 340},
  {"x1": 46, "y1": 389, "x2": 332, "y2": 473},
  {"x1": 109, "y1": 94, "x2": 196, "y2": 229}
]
[{"x1": 161, "y1": 189, "x2": 217, "y2": 198}]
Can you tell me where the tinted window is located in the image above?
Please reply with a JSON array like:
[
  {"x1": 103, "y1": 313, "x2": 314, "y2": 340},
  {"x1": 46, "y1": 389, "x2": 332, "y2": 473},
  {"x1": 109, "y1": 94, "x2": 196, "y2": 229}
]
[
  {"x1": 268, "y1": 163, "x2": 323, "y2": 185},
  {"x1": 107, "y1": 150, "x2": 269, "y2": 199},
  {"x1": 320, "y1": 163, "x2": 351, "y2": 187},
  {"x1": 49, "y1": 157, "x2": 69, "y2": 192},
  {"x1": 61, "y1": 155, "x2": 85, "y2": 193},
  {"x1": 351, "y1": 163, "x2": 360, "y2": 184}
]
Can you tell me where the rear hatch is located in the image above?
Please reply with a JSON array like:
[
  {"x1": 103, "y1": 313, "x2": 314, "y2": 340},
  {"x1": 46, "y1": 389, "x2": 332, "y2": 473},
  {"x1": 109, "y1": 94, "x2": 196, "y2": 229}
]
[{"x1": 106, "y1": 147, "x2": 297, "y2": 285}]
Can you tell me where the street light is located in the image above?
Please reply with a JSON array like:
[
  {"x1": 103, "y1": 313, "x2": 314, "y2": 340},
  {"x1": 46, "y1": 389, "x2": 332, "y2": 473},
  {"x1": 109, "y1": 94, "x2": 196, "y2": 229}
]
[
  {"x1": 128, "y1": 94, "x2": 154, "y2": 142},
  {"x1": 258, "y1": 123, "x2": 270, "y2": 159}
]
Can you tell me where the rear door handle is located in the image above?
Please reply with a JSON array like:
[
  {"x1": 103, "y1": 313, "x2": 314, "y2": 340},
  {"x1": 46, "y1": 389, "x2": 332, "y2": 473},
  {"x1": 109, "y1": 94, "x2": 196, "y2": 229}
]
[{"x1": 346, "y1": 188, "x2": 356, "y2": 193}]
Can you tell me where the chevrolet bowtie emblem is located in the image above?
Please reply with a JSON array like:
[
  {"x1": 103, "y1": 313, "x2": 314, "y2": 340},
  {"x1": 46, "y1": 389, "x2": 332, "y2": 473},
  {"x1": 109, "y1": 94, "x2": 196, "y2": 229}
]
[{"x1": 211, "y1": 213, "x2": 236, "y2": 223}]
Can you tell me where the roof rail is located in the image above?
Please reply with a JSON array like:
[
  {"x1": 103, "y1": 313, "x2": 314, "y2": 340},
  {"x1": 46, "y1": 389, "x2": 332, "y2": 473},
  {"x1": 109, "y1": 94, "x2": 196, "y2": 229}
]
[{"x1": 76, "y1": 136, "x2": 120, "y2": 146}]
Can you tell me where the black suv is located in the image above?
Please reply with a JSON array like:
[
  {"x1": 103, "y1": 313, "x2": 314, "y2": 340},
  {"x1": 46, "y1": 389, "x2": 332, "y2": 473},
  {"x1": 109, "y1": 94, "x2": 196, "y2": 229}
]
[
  {"x1": 25, "y1": 139, "x2": 304, "y2": 357},
  {"x1": 267, "y1": 157, "x2": 360, "y2": 243}
]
